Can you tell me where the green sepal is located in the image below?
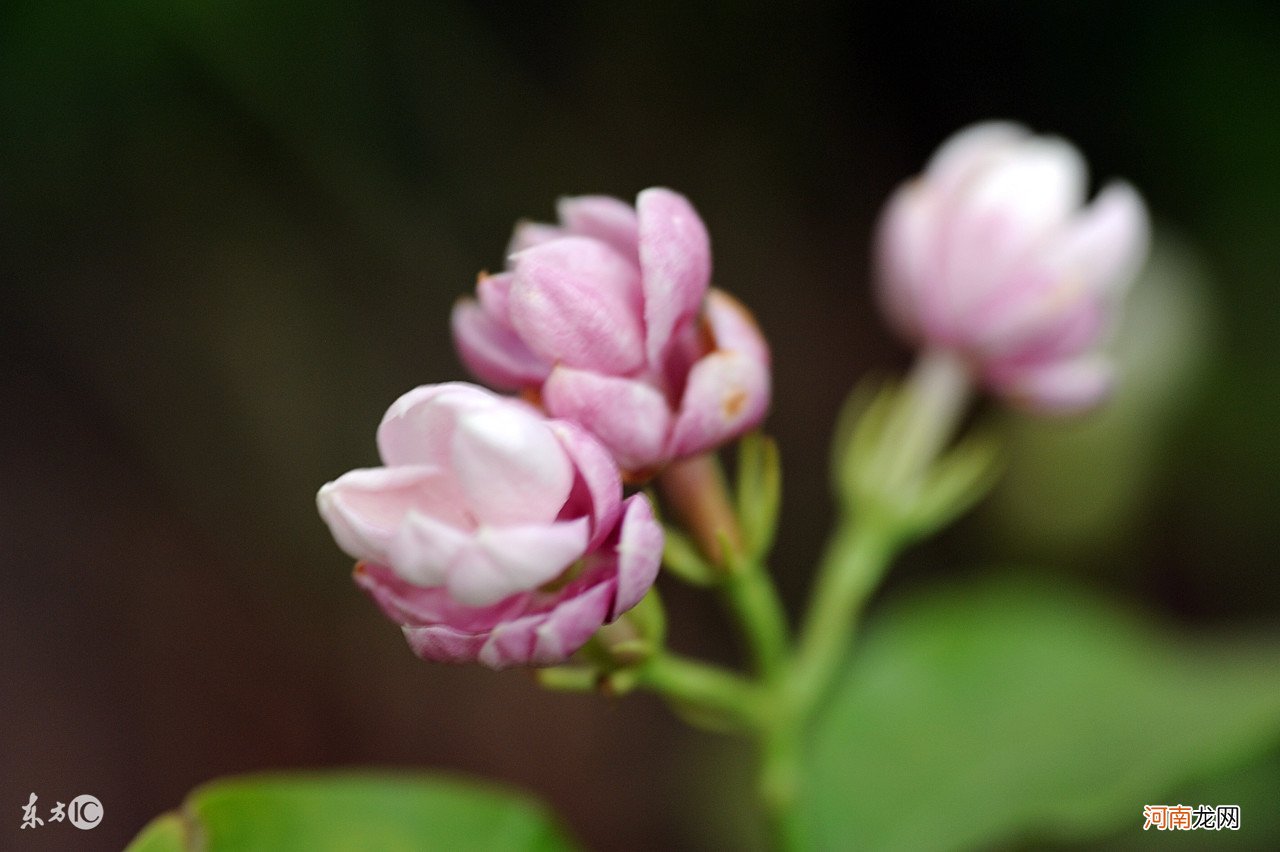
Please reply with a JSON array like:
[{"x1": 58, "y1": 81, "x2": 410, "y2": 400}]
[
  {"x1": 831, "y1": 379, "x2": 1000, "y2": 543},
  {"x1": 661, "y1": 523, "x2": 719, "y2": 585},
  {"x1": 735, "y1": 431, "x2": 782, "y2": 562}
]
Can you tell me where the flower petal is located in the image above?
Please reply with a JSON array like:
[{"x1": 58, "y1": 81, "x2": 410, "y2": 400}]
[
  {"x1": 445, "y1": 518, "x2": 590, "y2": 606},
  {"x1": 548, "y1": 418, "x2": 623, "y2": 549},
  {"x1": 556, "y1": 194, "x2": 641, "y2": 264},
  {"x1": 669, "y1": 350, "x2": 771, "y2": 458},
  {"x1": 451, "y1": 299, "x2": 552, "y2": 390},
  {"x1": 376, "y1": 383, "x2": 496, "y2": 468},
  {"x1": 1046, "y1": 181, "x2": 1150, "y2": 298},
  {"x1": 704, "y1": 289, "x2": 770, "y2": 367},
  {"x1": 989, "y1": 355, "x2": 1113, "y2": 414},
  {"x1": 451, "y1": 403, "x2": 574, "y2": 525},
  {"x1": 354, "y1": 561, "x2": 529, "y2": 630},
  {"x1": 941, "y1": 136, "x2": 1088, "y2": 323},
  {"x1": 543, "y1": 367, "x2": 673, "y2": 473},
  {"x1": 506, "y1": 220, "x2": 564, "y2": 256},
  {"x1": 387, "y1": 509, "x2": 473, "y2": 587},
  {"x1": 609, "y1": 494, "x2": 664, "y2": 619},
  {"x1": 476, "y1": 271, "x2": 516, "y2": 320},
  {"x1": 874, "y1": 180, "x2": 942, "y2": 342},
  {"x1": 924, "y1": 120, "x2": 1028, "y2": 196},
  {"x1": 477, "y1": 581, "x2": 614, "y2": 669},
  {"x1": 317, "y1": 466, "x2": 468, "y2": 564},
  {"x1": 509, "y1": 237, "x2": 646, "y2": 373},
  {"x1": 638, "y1": 187, "x2": 711, "y2": 368}
]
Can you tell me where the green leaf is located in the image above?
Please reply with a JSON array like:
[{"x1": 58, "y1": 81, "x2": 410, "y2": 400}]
[
  {"x1": 803, "y1": 576, "x2": 1280, "y2": 851},
  {"x1": 127, "y1": 772, "x2": 577, "y2": 852}
]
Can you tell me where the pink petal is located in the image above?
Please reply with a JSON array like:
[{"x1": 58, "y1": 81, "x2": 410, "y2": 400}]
[
  {"x1": 354, "y1": 562, "x2": 528, "y2": 630},
  {"x1": 704, "y1": 289, "x2": 770, "y2": 367},
  {"x1": 317, "y1": 466, "x2": 468, "y2": 564},
  {"x1": 506, "y1": 220, "x2": 565, "y2": 256},
  {"x1": 450, "y1": 404, "x2": 575, "y2": 525},
  {"x1": 508, "y1": 237, "x2": 646, "y2": 373},
  {"x1": 476, "y1": 271, "x2": 515, "y2": 320},
  {"x1": 387, "y1": 510, "x2": 473, "y2": 588},
  {"x1": 528, "y1": 581, "x2": 614, "y2": 665},
  {"x1": 874, "y1": 181, "x2": 941, "y2": 342},
  {"x1": 542, "y1": 367, "x2": 673, "y2": 473},
  {"x1": 1045, "y1": 181, "x2": 1150, "y2": 298},
  {"x1": 451, "y1": 299, "x2": 552, "y2": 390},
  {"x1": 478, "y1": 582, "x2": 614, "y2": 669},
  {"x1": 556, "y1": 195, "x2": 641, "y2": 264},
  {"x1": 989, "y1": 355, "x2": 1113, "y2": 414},
  {"x1": 942, "y1": 137, "x2": 1088, "y2": 320},
  {"x1": 924, "y1": 121, "x2": 1028, "y2": 197},
  {"x1": 609, "y1": 494, "x2": 664, "y2": 619},
  {"x1": 548, "y1": 419, "x2": 623, "y2": 549},
  {"x1": 445, "y1": 519, "x2": 590, "y2": 606},
  {"x1": 669, "y1": 350, "x2": 771, "y2": 458},
  {"x1": 376, "y1": 383, "x2": 495, "y2": 468},
  {"x1": 402, "y1": 623, "x2": 489, "y2": 665},
  {"x1": 637, "y1": 187, "x2": 712, "y2": 368},
  {"x1": 982, "y1": 292, "x2": 1104, "y2": 366}
]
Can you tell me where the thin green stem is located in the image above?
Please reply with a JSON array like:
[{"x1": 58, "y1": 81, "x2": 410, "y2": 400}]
[
  {"x1": 636, "y1": 651, "x2": 765, "y2": 729},
  {"x1": 721, "y1": 563, "x2": 789, "y2": 679},
  {"x1": 789, "y1": 520, "x2": 894, "y2": 719}
]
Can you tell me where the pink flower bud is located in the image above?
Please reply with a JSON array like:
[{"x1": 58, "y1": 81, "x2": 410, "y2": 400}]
[
  {"x1": 317, "y1": 383, "x2": 663, "y2": 668},
  {"x1": 452, "y1": 188, "x2": 771, "y2": 476},
  {"x1": 875, "y1": 122, "x2": 1150, "y2": 413}
]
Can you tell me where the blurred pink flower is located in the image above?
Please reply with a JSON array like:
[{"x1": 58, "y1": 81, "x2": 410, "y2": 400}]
[
  {"x1": 875, "y1": 121, "x2": 1150, "y2": 412},
  {"x1": 452, "y1": 188, "x2": 771, "y2": 476},
  {"x1": 317, "y1": 383, "x2": 662, "y2": 668}
]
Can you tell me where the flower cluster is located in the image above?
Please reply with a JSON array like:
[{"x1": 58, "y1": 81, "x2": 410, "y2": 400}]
[
  {"x1": 319, "y1": 189, "x2": 769, "y2": 668},
  {"x1": 319, "y1": 127, "x2": 1149, "y2": 670}
]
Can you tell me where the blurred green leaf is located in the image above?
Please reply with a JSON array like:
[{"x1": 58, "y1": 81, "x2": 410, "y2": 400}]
[
  {"x1": 803, "y1": 576, "x2": 1280, "y2": 851},
  {"x1": 127, "y1": 773, "x2": 576, "y2": 851},
  {"x1": 128, "y1": 813, "x2": 187, "y2": 852}
]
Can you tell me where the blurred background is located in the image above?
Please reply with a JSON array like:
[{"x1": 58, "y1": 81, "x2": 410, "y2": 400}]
[{"x1": 2, "y1": 1, "x2": 1278, "y2": 849}]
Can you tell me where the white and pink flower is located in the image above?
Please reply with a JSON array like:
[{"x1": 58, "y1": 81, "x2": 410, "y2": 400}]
[
  {"x1": 452, "y1": 188, "x2": 771, "y2": 475},
  {"x1": 875, "y1": 121, "x2": 1150, "y2": 412},
  {"x1": 317, "y1": 383, "x2": 662, "y2": 669}
]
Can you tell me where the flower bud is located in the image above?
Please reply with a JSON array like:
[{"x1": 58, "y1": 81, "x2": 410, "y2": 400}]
[
  {"x1": 452, "y1": 188, "x2": 771, "y2": 476},
  {"x1": 317, "y1": 383, "x2": 663, "y2": 668},
  {"x1": 875, "y1": 122, "x2": 1150, "y2": 413}
]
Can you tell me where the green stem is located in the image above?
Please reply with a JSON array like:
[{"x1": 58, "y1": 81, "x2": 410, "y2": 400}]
[
  {"x1": 636, "y1": 652, "x2": 765, "y2": 729},
  {"x1": 759, "y1": 716, "x2": 804, "y2": 851},
  {"x1": 721, "y1": 564, "x2": 789, "y2": 679},
  {"x1": 789, "y1": 520, "x2": 895, "y2": 720}
]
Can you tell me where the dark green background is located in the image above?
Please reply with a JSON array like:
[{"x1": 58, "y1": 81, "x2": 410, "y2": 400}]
[{"x1": 2, "y1": 2, "x2": 1277, "y2": 848}]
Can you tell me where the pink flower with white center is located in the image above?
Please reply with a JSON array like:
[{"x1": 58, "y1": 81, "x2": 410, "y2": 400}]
[
  {"x1": 317, "y1": 383, "x2": 663, "y2": 669},
  {"x1": 451, "y1": 187, "x2": 771, "y2": 477},
  {"x1": 875, "y1": 121, "x2": 1150, "y2": 413}
]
